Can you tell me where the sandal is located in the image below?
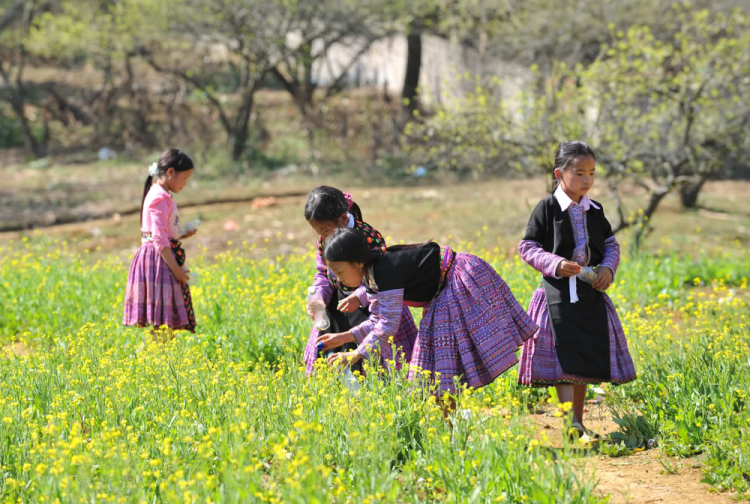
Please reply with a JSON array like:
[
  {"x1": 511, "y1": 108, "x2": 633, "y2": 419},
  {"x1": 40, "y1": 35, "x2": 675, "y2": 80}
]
[{"x1": 569, "y1": 421, "x2": 601, "y2": 443}]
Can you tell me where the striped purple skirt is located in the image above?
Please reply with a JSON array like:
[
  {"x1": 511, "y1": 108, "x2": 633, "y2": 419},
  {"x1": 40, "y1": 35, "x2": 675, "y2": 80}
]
[
  {"x1": 409, "y1": 253, "x2": 538, "y2": 393},
  {"x1": 123, "y1": 242, "x2": 196, "y2": 332},
  {"x1": 518, "y1": 287, "x2": 636, "y2": 386}
]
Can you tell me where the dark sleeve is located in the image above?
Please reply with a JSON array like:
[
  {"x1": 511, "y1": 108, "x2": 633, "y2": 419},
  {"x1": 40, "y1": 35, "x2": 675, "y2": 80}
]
[
  {"x1": 522, "y1": 199, "x2": 548, "y2": 243},
  {"x1": 374, "y1": 245, "x2": 438, "y2": 294},
  {"x1": 373, "y1": 256, "x2": 408, "y2": 292}
]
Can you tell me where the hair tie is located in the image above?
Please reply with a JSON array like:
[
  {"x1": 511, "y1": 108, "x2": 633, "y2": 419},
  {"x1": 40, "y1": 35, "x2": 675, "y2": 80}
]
[
  {"x1": 148, "y1": 162, "x2": 159, "y2": 177},
  {"x1": 343, "y1": 192, "x2": 354, "y2": 210}
]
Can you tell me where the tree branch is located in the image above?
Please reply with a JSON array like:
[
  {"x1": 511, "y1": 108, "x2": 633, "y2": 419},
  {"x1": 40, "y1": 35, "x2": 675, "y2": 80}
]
[
  {"x1": 0, "y1": 60, "x2": 10, "y2": 87},
  {"x1": 322, "y1": 42, "x2": 374, "y2": 101},
  {"x1": 0, "y1": 0, "x2": 25, "y2": 33},
  {"x1": 270, "y1": 65, "x2": 298, "y2": 99},
  {"x1": 142, "y1": 51, "x2": 233, "y2": 136}
]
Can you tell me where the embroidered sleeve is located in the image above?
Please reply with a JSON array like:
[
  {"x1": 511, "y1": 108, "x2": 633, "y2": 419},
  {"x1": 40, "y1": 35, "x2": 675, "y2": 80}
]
[
  {"x1": 354, "y1": 285, "x2": 370, "y2": 308},
  {"x1": 148, "y1": 195, "x2": 172, "y2": 251},
  {"x1": 355, "y1": 289, "x2": 404, "y2": 360},
  {"x1": 350, "y1": 291, "x2": 377, "y2": 344},
  {"x1": 313, "y1": 251, "x2": 335, "y2": 306},
  {"x1": 519, "y1": 240, "x2": 566, "y2": 279},
  {"x1": 599, "y1": 235, "x2": 620, "y2": 278}
]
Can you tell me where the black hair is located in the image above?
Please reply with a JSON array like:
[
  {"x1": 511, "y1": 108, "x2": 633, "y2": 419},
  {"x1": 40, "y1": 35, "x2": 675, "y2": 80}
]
[
  {"x1": 552, "y1": 141, "x2": 596, "y2": 191},
  {"x1": 140, "y1": 149, "x2": 195, "y2": 224},
  {"x1": 304, "y1": 186, "x2": 363, "y2": 223},
  {"x1": 323, "y1": 228, "x2": 374, "y2": 265},
  {"x1": 323, "y1": 228, "x2": 432, "y2": 265}
]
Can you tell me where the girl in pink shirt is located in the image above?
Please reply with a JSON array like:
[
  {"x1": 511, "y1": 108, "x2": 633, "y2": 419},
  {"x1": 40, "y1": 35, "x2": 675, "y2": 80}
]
[
  {"x1": 302, "y1": 186, "x2": 418, "y2": 375},
  {"x1": 123, "y1": 149, "x2": 198, "y2": 333}
]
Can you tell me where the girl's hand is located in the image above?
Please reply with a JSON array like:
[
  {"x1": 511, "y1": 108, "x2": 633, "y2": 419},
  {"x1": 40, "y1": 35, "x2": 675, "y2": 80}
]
[
  {"x1": 180, "y1": 229, "x2": 198, "y2": 240},
  {"x1": 556, "y1": 260, "x2": 582, "y2": 278},
  {"x1": 316, "y1": 331, "x2": 355, "y2": 351},
  {"x1": 337, "y1": 293, "x2": 361, "y2": 313},
  {"x1": 173, "y1": 267, "x2": 190, "y2": 284},
  {"x1": 593, "y1": 267, "x2": 614, "y2": 291},
  {"x1": 327, "y1": 350, "x2": 362, "y2": 368}
]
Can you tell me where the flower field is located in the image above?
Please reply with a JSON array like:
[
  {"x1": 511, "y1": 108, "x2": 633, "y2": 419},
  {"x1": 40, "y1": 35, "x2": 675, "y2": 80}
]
[{"x1": 1, "y1": 237, "x2": 749, "y2": 503}]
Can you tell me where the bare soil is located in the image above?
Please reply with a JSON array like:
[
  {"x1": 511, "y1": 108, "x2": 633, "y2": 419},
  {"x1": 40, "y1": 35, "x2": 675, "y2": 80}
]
[{"x1": 526, "y1": 404, "x2": 739, "y2": 503}]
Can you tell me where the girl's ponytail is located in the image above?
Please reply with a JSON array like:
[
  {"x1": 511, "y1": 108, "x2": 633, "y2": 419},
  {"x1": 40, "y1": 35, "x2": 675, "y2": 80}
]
[
  {"x1": 140, "y1": 175, "x2": 153, "y2": 226},
  {"x1": 349, "y1": 202, "x2": 363, "y2": 222}
]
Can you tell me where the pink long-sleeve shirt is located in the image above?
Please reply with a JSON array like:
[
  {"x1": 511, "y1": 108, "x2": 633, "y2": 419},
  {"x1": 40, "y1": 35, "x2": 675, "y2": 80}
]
[{"x1": 141, "y1": 183, "x2": 180, "y2": 251}]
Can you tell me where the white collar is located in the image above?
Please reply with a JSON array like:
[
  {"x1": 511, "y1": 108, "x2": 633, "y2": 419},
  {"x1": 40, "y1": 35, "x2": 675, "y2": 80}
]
[
  {"x1": 346, "y1": 213, "x2": 355, "y2": 228},
  {"x1": 553, "y1": 185, "x2": 599, "y2": 212}
]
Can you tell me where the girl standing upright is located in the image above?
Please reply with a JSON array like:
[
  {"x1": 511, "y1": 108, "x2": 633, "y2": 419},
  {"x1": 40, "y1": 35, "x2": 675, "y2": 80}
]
[
  {"x1": 518, "y1": 141, "x2": 636, "y2": 437},
  {"x1": 302, "y1": 186, "x2": 418, "y2": 375},
  {"x1": 123, "y1": 149, "x2": 198, "y2": 333}
]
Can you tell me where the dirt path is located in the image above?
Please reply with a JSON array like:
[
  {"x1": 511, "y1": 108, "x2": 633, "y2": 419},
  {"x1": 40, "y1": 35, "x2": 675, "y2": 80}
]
[
  {"x1": 1, "y1": 341, "x2": 31, "y2": 357},
  {"x1": 526, "y1": 404, "x2": 738, "y2": 503},
  {"x1": 593, "y1": 451, "x2": 734, "y2": 504}
]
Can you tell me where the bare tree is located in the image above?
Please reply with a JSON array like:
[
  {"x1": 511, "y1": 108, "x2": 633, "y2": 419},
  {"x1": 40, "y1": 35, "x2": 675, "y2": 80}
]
[
  {"x1": 0, "y1": 0, "x2": 25, "y2": 33},
  {"x1": 0, "y1": 0, "x2": 48, "y2": 158},
  {"x1": 137, "y1": 0, "x2": 292, "y2": 161},
  {"x1": 269, "y1": 0, "x2": 394, "y2": 155},
  {"x1": 408, "y1": 6, "x2": 750, "y2": 249}
]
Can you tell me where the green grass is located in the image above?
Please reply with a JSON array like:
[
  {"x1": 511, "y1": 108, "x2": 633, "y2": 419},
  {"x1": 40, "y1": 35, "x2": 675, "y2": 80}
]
[{"x1": 1, "y1": 235, "x2": 750, "y2": 501}]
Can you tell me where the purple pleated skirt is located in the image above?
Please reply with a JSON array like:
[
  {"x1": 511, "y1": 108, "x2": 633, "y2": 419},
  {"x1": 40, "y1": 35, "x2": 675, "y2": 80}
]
[
  {"x1": 123, "y1": 243, "x2": 195, "y2": 331},
  {"x1": 409, "y1": 253, "x2": 538, "y2": 393},
  {"x1": 518, "y1": 287, "x2": 636, "y2": 386}
]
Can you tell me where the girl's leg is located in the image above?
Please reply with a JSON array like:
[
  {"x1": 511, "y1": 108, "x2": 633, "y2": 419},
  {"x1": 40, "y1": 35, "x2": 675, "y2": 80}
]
[
  {"x1": 555, "y1": 384, "x2": 575, "y2": 411},
  {"x1": 442, "y1": 395, "x2": 457, "y2": 419},
  {"x1": 556, "y1": 383, "x2": 587, "y2": 424},
  {"x1": 572, "y1": 384, "x2": 587, "y2": 425},
  {"x1": 558, "y1": 383, "x2": 598, "y2": 440},
  {"x1": 153, "y1": 326, "x2": 175, "y2": 342},
  {"x1": 556, "y1": 384, "x2": 579, "y2": 439}
]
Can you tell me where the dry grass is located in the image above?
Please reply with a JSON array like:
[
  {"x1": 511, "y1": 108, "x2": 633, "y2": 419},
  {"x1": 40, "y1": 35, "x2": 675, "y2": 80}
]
[{"x1": 2, "y1": 172, "x2": 749, "y2": 263}]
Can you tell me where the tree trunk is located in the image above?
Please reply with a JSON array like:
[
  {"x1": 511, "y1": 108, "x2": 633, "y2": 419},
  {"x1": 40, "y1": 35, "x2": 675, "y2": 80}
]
[
  {"x1": 231, "y1": 136, "x2": 245, "y2": 161},
  {"x1": 11, "y1": 97, "x2": 45, "y2": 158},
  {"x1": 609, "y1": 181, "x2": 630, "y2": 234},
  {"x1": 231, "y1": 87, "x2": 256, "y2": 161},
  {"x1": 402, "y1": 25, "x2": 422, "y2": 115},
  {"x1": 678, "y1": 176, "x2": 706, "y2": 209},
  {"x1": 634, "y1": 186, "x2": 670, "y2": 249},
  {"x1": 298, "y1": 98, "x2": 316, "y2": 160},
  {"x1": 231, "y1": 121, "x2": 249, "y2": 161},
  {"x1": 305, "y1": 118, "x2": 315, "y2": 160},
  {"x1": 125, "y1": 56, "x2": 154, "y2": 148}
]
